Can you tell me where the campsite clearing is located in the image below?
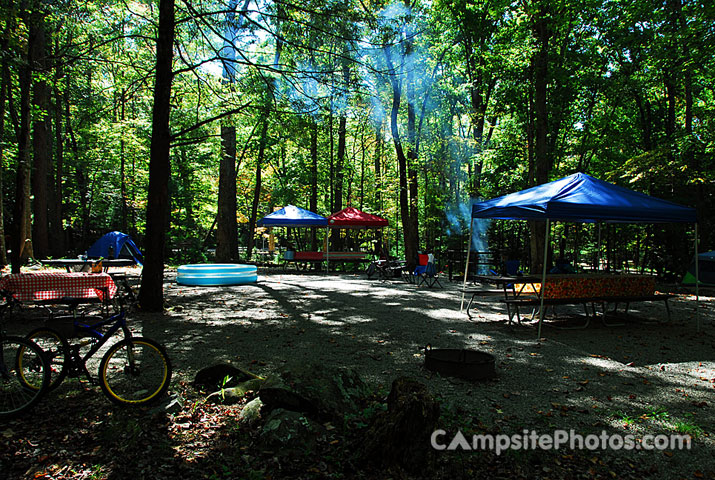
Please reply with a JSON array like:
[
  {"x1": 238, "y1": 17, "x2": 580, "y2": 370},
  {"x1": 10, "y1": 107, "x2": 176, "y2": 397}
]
[{"x1": 2, "y1": 270, "x2": 713, "y2": 479}]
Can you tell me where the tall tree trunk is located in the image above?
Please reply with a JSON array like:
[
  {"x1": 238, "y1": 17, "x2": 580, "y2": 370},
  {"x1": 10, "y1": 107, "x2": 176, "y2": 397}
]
[
  {"x1": 334, "y1": 57, "x2": 350, "y2": 215},
  {"x1": 0, "y1": 17, "x2": 12, "y2": 266},
  {"x1": 50, "y1": 37, "x2": 65, "y2": 256},
  {"x1": 11, "y1": 4, "x2": 36, "y2": 272},
  {"x1": 309, "y1": 120, "x2": 319, "y2": 251},
  {"x1": 664, "y1": 75, "x2": 676, "y2": 144},
  {"x1": 335, "y1": 114, "x2": 346, "y2": 212},
  {"x1": 64, "y1": 81, "x2": 84, "y2": 248},
  {"x1": 373, "y1": 122, "x2": 382, "y2": 212},
  {"x1": 178, "y1": 149, "x2": 197, "y2": 236},
  {"x1": 216, "y1": 0, "x2": 247, "y2": 262},
  {"x1": 76, "y1": 68, "x2": 94, "y2": 246},
  {"x1": 246, "y1": 117, "x2": 269, "y2": 260},
  {"x1": 463, "y1": 35, "x2": 493, "y2": 197},
  {"x1": 31, "y1": 8, "x2": 50, "y2": 259},
  {"x1": 404, "y1": 29, "x2": 420, "y2": 255},
  {"x1": 383, "y1": 45, "x2": 417, "y2": 269},
  {"x1": 331, "y1": 60, "x2": 349, "y2": 249},
  {"x1": 529, "y1": 1, "x2": 551, "y2": 273},
  {"x1": 216, "y1": 124, "x2": 238, "y2": 261},
  {"x1": 359, "y1": 130, "x2": 365, "y2": 210},
  {"x1": 119, "y1": 89, "x2": 128, "y2": 233},
  {"x1": 138, "y1": 0, "x2": 175, "y2": 311},
  {"x1": 632, "y1": 92, "x2": 653, "y2": 151},
  {"x1": 66, "y1": 108, "x2": 89, "y2": 249}
]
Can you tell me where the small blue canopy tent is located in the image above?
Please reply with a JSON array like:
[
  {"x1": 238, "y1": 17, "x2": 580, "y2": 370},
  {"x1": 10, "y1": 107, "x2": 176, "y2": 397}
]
[
  {"x1": 87, "y1": 231, "x2": 144, "y2": 265},
  {"x1": 464, "y1": 173, "x2": 700, "y2": 335},
  {"x1": 256, "y1": 205, "x2": 328, "y2": 227},
  {"x1": 256, "y1": 205, "x2": 330, "y2": 269}
]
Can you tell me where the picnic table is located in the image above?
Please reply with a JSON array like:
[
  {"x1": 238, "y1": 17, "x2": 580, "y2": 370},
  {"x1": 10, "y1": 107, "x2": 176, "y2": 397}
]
[
  {"x1": 0, "y1": 272, "x2": 117, "y2": 303},
  {"x1": 464, "y1": 273, "x2": 674, "y2": 327}
]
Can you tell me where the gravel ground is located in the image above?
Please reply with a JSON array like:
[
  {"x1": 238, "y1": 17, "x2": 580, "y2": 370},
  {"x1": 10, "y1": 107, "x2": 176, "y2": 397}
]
[
  {"x1": 125, "y1": 268, "x2": 715, "y2": 478},
  {"x1": 7, "y1": 267, "x2": 710, "y2": 477}
]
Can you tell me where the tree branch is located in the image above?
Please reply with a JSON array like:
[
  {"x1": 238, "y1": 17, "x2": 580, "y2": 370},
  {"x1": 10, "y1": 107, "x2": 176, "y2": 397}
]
[{"x1": 170, "y1": 103, "x2": 254, "y2": 140}]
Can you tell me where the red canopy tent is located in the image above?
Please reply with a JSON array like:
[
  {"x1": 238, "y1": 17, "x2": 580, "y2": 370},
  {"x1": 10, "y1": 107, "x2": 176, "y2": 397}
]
[
  {"x1": 326, "y1": 208, "x2": 389, "y2": 272},
  {"x1": 328, "y1": 207, "x2": 389, "y2": 228}
]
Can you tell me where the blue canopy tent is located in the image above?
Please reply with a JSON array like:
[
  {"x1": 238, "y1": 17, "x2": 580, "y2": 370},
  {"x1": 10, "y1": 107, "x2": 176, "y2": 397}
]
[
  {"x1": 256, "y1": 205, "x2": 330, "y2": 269},
  {"x1": 256, "y1": 204, "x2": 328, "y2": 228},
  {"x1": 87, "y1": 231, "x2": 144, "y2": 265},
  {"x1": 464, "y1": 173, "x2": 700, "y2": 335}
]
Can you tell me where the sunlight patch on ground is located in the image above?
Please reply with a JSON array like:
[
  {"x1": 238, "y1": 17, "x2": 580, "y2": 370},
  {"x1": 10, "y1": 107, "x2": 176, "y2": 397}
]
[
  {"x1": 420, "y1": 307, "x2": 468, "y2": 321},
  {"x1": 579, "y1": 355, "x2": 630, "y2": 371},
  {"x1": 334, "y1": 315, "x2": 374, "y2": 324},
  {"x1": 648, "y1": 361, "x2": 715, "y2": 384}
]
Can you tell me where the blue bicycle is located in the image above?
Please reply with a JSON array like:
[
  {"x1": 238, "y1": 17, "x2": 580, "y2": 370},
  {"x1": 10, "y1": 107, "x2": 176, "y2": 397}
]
[{"x1": 22, "y1": 298, "x2": 171, "y2": 406}]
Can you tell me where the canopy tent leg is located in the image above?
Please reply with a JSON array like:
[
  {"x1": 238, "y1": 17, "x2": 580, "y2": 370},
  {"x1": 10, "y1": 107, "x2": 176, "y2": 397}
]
[
  {"x1": 461, "y1": 218, "x2": 475, "y2": 312},
  {"x1": 537, "y1": 219, "x2": 551, "y2": 338},
  {"x1": 597, "y1": 222, "x2": 602, "y2": 271}
]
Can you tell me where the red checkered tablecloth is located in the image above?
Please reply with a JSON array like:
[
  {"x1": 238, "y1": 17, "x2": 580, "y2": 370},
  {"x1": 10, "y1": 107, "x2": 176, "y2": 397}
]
[{"x1": 0, "y1": 272, "x2": 117, "y2": 302}]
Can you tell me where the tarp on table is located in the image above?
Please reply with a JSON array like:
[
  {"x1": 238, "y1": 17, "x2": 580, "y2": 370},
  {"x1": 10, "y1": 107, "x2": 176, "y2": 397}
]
[
  {"x1": 683, "y1": 251, "x2": 715, "y2": 286},
  {"x1": 472, "y1": 172, "x2": 697, "y2": 223},
  {"x1": 256, "y1": 205, "x2": 328, "y2": 227},
  {"x1": 328, "y1": 207, "x2": 389, "y2": 228},
  {"x1": 87, "y1": 231, "x2": 143, "y2": 265}
]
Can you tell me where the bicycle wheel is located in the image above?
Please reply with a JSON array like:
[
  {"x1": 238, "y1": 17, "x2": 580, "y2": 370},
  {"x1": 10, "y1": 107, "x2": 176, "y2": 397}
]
[
  {"x1": 1, "y1": 336, "x2": 50, "y2": 420},
  {"x1": 25, "y1": 327, "x2": 70, "y2": 391},
  {"x1": 98, "y1": 337, "x2": 171, "y2": 406}
]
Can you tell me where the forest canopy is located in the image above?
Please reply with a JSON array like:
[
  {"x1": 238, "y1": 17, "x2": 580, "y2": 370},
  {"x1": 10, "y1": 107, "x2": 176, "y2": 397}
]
[{"x1": 1, "y1": 0, "x2": 713, "y2": 306}]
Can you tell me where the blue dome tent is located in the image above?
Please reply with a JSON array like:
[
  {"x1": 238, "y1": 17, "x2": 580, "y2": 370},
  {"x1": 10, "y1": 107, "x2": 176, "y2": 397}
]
[{"x1": 87, "y1": 231, "x2": 143, "y2": 265}]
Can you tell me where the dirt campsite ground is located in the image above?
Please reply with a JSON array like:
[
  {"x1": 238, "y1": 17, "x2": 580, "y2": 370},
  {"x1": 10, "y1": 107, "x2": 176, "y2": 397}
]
[{"x1": 1, "y1": 267, "x2": 714, "y2": 479}]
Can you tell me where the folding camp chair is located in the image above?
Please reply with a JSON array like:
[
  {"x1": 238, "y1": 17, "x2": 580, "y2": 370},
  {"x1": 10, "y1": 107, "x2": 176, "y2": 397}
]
[
  {"x1": 405, "y1": 254, "x2": 430, "y2": 284},
  {"x1": 417, "y1": 253, "x2": 442, "y2": 288}
]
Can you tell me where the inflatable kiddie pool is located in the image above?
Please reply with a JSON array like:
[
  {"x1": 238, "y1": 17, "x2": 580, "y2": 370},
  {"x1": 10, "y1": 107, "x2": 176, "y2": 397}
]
[{"x1": 176, "y1": 264, "x2": 257, "y2": 286}]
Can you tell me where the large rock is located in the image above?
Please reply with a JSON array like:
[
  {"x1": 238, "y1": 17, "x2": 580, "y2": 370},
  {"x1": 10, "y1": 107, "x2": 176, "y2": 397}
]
[
  {"x1": 359, "y1": 377, "x2": 440, "y2": 473},
  {"x1": 258, "y1": 362, "x2": 368, "y2": 420},
  {"x1": 257, "y1": 408, "x2": 325, "y2": 456},
  {"x1": 238, "y1": 397, "x2": 264, "y2": 427}
]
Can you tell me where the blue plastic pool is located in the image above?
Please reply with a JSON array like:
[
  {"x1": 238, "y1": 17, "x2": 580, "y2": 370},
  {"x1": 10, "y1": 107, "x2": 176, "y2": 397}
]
[{"x1": 176, "y1": 264, "x2": 258, "y2": 286}]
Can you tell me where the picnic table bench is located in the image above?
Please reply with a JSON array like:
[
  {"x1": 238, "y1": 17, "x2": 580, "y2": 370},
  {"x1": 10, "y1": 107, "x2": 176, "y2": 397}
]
[
  {"x1": 283, "y1": 251, "x2": 371, "y2": 271},
  {"x1": 500, "y1": 293, "x2": 676, "y2": 327}
]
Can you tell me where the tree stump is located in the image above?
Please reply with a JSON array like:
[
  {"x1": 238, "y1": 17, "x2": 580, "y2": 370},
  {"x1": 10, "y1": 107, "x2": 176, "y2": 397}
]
[{"x1": 360, "y1": 377, "x2": 440, "y2": 473}]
